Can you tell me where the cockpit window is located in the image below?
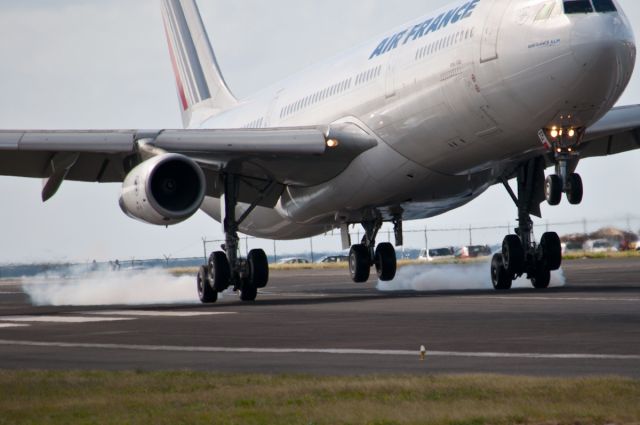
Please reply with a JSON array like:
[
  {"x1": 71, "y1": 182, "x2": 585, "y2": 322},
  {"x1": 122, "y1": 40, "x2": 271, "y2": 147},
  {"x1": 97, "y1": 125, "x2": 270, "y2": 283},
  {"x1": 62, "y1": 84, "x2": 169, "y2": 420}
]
[
  {"x1": 563, "y1": 0, "x2": 594, "y2": 13},
  {"x1": 592, "y1": 0, "x2": 617, "y2": 12}
]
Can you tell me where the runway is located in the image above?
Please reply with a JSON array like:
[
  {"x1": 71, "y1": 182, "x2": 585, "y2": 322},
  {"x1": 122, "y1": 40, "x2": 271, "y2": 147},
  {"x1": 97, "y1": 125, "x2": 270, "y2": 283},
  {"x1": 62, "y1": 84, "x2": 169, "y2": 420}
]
[{"x1": 0, "y1": 258, "x2": 639, "y2": 377}]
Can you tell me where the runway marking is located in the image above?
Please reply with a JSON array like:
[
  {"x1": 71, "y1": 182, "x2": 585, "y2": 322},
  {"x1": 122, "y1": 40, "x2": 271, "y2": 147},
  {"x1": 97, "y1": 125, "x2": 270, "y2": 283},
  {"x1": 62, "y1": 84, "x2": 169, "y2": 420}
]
[
  {"x1": 0, "y1": 324, "x2": 29, "y2": 329},
  {"x1": 0, "y1": 316, "x2": 135, "y2": 323},
  {"x1": 477, "y1": 296, "x2": 640, "y2": 302},
  {"x1": 259, "y1": 291, "x2": 327, "y2": 298},
  {"x1": 0, "y1": 291, "x2": 23, "y2": 295},
  {"x1": 87, "y1": 311, "x2": 237, "y2": 317},
  {"x1": 0, "y1": 339, "x2": 638, "y2": 361}
]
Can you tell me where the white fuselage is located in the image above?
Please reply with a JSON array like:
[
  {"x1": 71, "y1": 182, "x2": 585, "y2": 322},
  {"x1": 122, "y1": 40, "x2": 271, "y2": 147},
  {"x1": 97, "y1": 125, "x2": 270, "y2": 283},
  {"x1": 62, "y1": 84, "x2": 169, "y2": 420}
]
[{"x1": 199, "y1": 0, "x2": 636, "y2": 240}]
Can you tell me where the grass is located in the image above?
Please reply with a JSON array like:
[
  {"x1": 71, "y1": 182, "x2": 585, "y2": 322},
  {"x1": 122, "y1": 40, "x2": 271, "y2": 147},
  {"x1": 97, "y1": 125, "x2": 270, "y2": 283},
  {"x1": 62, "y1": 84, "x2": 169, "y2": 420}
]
[
  {"x1": 170, "y1": 251, "x2": 640, "y2": 276},
  {"x1": 0, "y1": 372, "x2": 639, "y2": 425}
]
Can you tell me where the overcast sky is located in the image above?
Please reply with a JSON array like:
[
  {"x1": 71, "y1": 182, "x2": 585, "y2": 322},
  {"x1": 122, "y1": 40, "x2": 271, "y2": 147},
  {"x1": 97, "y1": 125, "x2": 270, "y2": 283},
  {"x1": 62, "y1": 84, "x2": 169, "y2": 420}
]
[{"x1": 0, "y1": 0, "x2": 639, "y2": 263}]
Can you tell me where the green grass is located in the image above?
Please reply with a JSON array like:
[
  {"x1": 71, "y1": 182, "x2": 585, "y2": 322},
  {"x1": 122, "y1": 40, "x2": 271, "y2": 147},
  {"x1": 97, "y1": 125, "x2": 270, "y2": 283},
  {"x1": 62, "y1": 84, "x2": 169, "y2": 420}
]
[{"x1": 1, "y1": 372, "x2": 639, "y2": 425}]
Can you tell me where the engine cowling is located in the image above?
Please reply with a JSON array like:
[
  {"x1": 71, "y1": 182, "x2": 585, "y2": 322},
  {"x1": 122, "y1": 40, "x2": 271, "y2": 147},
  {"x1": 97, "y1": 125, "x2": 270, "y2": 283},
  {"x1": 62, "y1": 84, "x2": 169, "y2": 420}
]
[{"x1": 119, "y1": 154, "x2": 206, "y2": 226}]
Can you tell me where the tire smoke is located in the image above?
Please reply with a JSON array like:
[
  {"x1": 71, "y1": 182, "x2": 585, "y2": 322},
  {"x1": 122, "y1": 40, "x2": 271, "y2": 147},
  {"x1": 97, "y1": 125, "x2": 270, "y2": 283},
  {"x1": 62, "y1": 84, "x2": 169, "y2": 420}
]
[
  {"x1": 377, "y1": 262, "x2": 566, "y2": 292},
  {"x1": 22, "y1": 269, "x2": 201, "y2": 306}
]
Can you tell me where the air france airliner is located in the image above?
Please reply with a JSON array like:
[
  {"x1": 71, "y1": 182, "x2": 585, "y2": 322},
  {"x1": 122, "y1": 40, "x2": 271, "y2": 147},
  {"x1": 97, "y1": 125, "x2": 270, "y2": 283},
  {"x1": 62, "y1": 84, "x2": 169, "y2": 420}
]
[{"x1": 0, "y1": 0, "x2": 637, "y2": 303}]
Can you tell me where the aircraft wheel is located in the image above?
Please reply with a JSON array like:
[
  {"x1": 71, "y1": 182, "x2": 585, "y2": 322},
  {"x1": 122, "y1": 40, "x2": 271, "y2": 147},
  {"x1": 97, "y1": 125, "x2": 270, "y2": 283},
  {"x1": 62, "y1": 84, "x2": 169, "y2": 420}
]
[
  {"x1": 545, "y1": 175, "x2": 562, "y2": 206},
  {"x1": 491, "y1": 254, "x2": 512, "y2": 291},
  {"x1": 208, "y1": 251, "x2": 231, "y2": 292},
  {"x1": 531, "y1": 266, "x2": 551, "y2": 289},
  {"x1": 197, "y1": 265, "x2": 217, "y2": 303},
  {"x1": 239, "y1": 278, "x2": 257, "y2": 302},
  {"x1": 349, "y1": 244, "x2": 371, "y2": 283},
  {"x1": 375, "y1": 243, "x2": 397, "y2": 281},
  {"x1": 566, "y1": 173, "x2": 583, "y2": 205},
  {"x1": 540, "y1": 232, "x2": 562, "y2": 271},
  {"x1": 248, "y1": 249, "x2": 269, "y2": 289},
  {"x1": 502, "y1": 235, "x2": 525, "y2": 275}
]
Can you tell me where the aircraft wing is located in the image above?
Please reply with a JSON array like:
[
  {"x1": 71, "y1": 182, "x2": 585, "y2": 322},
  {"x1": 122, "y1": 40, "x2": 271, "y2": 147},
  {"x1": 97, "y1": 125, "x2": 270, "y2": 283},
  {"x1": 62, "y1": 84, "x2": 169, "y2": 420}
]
[
  {"x1": 0, "y1": 124, "x2": 377, "y2": 203},
  {"x1": 580, "y1": 105, "x2": 640, "y2": 159}
]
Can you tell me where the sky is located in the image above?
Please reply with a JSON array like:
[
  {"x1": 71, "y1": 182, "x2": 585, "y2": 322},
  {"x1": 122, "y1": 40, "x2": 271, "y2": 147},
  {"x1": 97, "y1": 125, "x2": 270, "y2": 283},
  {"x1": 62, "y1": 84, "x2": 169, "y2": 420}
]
[{"x1": 0, "y1": 0, "x2": 639, "y2": 263}]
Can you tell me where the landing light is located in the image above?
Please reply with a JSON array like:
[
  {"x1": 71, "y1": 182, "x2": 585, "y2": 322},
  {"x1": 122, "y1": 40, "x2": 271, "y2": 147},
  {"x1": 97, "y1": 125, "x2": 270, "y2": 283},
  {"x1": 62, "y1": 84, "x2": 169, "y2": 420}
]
[
  {"x1": 326, "y1": 139, "x2": 340, "y2": 148},
  {"x1": 550, "y1": 129, "x2": 559, "y2": 138},
  {"x1": 568, "y1": 129, "x2": 576, "y2": 138}
]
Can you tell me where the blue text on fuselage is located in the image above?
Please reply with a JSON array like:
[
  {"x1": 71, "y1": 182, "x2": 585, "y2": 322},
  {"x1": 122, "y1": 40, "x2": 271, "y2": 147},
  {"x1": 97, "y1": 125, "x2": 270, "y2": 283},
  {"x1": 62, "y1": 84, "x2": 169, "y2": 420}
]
[{"x1": 369, "y1": 0, "x2": 480, "y2": 60}]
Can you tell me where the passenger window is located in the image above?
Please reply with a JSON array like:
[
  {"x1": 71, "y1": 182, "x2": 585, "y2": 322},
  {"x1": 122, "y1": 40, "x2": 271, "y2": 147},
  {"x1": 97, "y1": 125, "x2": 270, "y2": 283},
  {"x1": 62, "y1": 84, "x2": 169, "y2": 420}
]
[
  {"x1": 563, "y1": 0, "x2": 594, "y2": 13},
  {"x1": 592, "y1": 0, "x2": 617, "y2": 12}
]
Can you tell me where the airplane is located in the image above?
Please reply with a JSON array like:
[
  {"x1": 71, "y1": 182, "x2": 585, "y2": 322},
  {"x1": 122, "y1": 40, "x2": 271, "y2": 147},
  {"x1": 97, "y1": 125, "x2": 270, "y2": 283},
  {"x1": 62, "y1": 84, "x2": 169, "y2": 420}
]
[{"x1": 0, "y1": 0, "x2": 637, "y2": 303}]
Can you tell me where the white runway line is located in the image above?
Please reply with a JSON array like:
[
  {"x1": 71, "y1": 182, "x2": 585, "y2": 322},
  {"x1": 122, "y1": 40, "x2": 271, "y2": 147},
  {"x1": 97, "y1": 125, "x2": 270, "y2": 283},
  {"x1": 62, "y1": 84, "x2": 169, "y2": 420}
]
[
  {"x1": 0, "y1": 324, "x2": 29, "y2": 329},
  {"x1": 0, "y1": 339, "x2": 638, "y2": 361},
  {"x1": 0, "y1": 316, "x2": 135, "y2": 323},
  {"x1": 87, "y1": 311, "x2": 237, "y2": 317},
  {"x1": 477, "y1": 296, "x2": 640, "y2": 302}
]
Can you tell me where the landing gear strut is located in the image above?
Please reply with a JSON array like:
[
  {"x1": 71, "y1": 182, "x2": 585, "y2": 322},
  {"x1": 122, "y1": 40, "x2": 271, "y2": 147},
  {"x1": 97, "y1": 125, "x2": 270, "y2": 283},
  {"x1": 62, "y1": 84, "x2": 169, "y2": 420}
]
[
  {"x1": 492, "y1": 157, "x2": 562, "y2": 290},
  {"x1": 349, "y1": 214, "x2": 399, "y2": 283},
  {"x1": 197, "y1": 174, "x2": 270, "y2": 304}
]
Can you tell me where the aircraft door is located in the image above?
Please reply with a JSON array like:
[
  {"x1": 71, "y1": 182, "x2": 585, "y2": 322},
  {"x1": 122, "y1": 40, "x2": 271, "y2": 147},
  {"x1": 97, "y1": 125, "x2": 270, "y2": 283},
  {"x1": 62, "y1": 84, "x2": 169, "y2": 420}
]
[
  {"x1": 480, "y1": 0, "x2": 512, "y2": 63},
  {"x1": 266, "y1": 89, "x2": 284, "y2": 126}
]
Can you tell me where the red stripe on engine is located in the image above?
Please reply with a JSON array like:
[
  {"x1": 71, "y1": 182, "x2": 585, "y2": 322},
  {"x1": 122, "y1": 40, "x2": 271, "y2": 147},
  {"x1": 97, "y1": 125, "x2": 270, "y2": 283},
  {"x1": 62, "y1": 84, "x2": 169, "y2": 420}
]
[{"x1": 163, "y1": 21, "x2": 189, "y2": 111}]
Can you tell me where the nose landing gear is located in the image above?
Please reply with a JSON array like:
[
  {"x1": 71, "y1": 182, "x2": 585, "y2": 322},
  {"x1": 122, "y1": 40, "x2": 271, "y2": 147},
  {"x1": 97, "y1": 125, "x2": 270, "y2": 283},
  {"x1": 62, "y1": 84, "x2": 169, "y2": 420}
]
[
  {"x1": 539, "y1": 126, "x2": 584, "y2": 206},
  {"x1": 492, "y1": 157, "x2": 563, "y2": 291}
]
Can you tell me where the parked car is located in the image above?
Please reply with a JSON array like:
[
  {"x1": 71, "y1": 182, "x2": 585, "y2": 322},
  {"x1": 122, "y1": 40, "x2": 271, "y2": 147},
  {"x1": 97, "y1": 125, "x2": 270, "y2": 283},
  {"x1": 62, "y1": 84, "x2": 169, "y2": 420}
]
[
  {"x1": 278, "y1": 258, "x2": 310, "y2": 264},
  {"x1": 585, "y1": 239, "x2": 618, "y2": 253},
  {"x1": 455, "y1": 245, "x2": 492, "y2": 259},
  {"x1": 317, "y1": 255, "x2": 349, "y2": 264},
  {"x1": 418, "y1": 247, "x2": 455, "y2": 261}
]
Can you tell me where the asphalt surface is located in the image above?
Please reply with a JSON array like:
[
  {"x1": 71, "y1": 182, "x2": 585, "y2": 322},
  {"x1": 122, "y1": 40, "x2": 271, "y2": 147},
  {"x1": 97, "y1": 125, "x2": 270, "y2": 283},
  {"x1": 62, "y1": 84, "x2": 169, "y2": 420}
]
[{"x1": 0, "y1": 258, "x2": 639, "y2": 377}]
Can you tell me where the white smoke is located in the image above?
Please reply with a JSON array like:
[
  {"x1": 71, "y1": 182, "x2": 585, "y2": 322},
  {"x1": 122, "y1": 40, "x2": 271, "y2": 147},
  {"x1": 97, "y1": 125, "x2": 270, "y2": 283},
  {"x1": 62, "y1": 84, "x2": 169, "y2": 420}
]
[
  {"x1": 22, "y1": 269, "x2": 203, "y2": 306},
  {"x1": 377, "y1": 262, "x2": 566, "y2": 292}
]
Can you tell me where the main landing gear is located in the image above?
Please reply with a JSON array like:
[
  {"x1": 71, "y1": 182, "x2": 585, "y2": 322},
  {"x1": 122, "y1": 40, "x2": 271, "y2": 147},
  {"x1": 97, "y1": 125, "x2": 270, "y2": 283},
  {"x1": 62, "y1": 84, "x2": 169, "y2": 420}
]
[
  {"x1": 349, "y1": 215, "x2": 400, "y2": 283},
  {"x1": 197, "y1": 174, "x2": 270, "y2": 304},
  {"x1": 492, "y1": 157, "x2": 563, "y2": 290}
]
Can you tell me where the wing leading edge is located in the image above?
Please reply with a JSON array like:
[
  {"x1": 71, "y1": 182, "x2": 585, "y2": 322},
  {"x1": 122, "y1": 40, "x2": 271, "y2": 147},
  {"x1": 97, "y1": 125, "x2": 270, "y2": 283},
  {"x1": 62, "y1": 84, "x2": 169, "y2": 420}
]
[{"x1": 0, "y1": 124, "x2": 377, "y2": 202}]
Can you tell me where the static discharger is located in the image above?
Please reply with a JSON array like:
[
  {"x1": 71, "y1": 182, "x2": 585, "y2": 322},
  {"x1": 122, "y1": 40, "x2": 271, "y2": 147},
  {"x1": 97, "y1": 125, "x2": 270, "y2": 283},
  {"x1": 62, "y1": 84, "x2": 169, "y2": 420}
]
[{"x1": 420, "y1": 345, "x2": 427, "y2": 361}]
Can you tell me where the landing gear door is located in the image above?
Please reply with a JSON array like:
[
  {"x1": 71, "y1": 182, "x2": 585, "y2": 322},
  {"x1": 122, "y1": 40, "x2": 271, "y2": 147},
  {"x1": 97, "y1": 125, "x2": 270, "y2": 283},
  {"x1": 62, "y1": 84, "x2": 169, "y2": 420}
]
[{"x1": 480, "y1": 0, "x2": 512, "y2": 63}]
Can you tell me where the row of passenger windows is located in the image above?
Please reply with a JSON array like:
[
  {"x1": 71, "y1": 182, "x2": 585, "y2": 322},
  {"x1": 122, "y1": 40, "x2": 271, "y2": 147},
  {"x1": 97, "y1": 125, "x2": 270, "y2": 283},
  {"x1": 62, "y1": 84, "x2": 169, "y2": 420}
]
[
  {"x1": 563, "y1": 0, "x2": 617, "y2": 14},
  {"x1": 280, "y1": 77, "x2": 355, "y2": 119},
  {"x1": 280, "y1": 65, "x2": 385, "y2": 119},
  {"x1": 415, "y1": 28, "x2": 474, "y2": 61},
  {"x1": 241, "y1": 117, "x2": 265, "y2": 129},
  {"x1": 355, "y1": 65, "x2": 383, "y2": 86}
]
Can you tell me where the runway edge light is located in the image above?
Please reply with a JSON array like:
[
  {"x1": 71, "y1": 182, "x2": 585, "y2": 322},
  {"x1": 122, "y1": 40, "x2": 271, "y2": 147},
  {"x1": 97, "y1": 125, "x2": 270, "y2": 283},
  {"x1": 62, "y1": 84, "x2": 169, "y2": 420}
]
[{"x1": 420, "y1": 345, "x2": 427, "y2": 361}]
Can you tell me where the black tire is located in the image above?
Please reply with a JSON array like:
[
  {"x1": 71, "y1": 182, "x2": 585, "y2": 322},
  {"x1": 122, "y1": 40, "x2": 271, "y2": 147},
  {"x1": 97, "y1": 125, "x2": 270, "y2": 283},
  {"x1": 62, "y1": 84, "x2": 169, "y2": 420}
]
[
  {"x1": 502, "y1": 235, "x2": 525, "y2": 275},
  {"x1": 545, "y1": 174, "x2": 562, "y2": 206},
  {"x1": 248, "y1": 249, "x2": 269, "y2": 289},
  {"x1": 375, "y1": 243, "x2": 397, "y2": 281},
  {"x1": 491, "y1": 253, "x2": 512, "y2": 291},
  {"x1": 240, "y1": 278, "x2": 257, "y2": 302},
  {"x1": 197, "y1": 265, "x2": 217, "y2": 303},
  {"x1": 208, "y1": 251, "x2": 231, "y2": 292},
  {"x1": 566, "y1": 173, "x2": 583, "y2": 205},
  {"x1": 531, "y1": 266, "x2": 551, "y2": 289},
  {"x1": 540, "y1": 232, "x2": 562, "y2": 271},
  {"x1": 349, "y1": 244, "x2": 371, "y2": 283}
]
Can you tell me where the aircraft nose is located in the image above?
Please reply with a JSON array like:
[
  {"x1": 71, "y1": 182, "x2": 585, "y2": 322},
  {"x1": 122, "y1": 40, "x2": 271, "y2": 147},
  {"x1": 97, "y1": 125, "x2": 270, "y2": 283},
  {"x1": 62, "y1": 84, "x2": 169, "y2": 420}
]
[{"x1": 570, "y1": 13, "x2": 636, "y2": 102}]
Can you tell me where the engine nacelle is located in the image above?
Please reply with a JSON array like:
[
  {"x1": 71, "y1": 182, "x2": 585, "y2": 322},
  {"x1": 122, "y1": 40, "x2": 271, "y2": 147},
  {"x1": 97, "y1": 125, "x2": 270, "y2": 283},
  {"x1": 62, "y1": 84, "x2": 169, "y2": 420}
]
[{"x1": 119, "y1": 154, "x2": 206, "y2": 226}]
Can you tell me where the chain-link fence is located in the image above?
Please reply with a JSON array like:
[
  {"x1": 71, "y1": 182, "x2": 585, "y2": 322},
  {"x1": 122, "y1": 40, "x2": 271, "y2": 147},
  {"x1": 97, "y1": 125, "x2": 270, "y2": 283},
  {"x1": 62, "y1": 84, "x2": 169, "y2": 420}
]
[{"x1": 201, "y1": 215, "x2": 640, "y2": 263}]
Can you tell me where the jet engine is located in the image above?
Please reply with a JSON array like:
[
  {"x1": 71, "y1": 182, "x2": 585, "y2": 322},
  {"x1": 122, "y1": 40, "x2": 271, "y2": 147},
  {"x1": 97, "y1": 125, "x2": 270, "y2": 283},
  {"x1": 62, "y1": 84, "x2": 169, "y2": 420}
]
[{"x1": 119, "y1": 153, "x2": 206, "y2": 226}]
